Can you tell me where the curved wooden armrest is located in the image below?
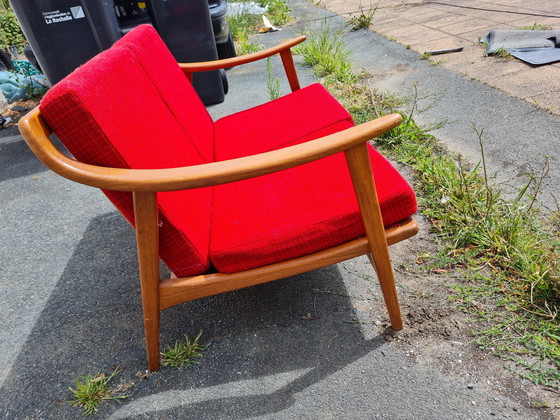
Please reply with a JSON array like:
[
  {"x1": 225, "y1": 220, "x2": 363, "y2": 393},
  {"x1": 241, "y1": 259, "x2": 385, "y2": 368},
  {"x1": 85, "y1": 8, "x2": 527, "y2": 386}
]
[
  {"x1": 19, "y1": 107, "x2": 401, "y2": 192},
  {"x1": 180, "y1": 35, "x2": 306, "y2": 91},
  {"x1": 180, "y1": 35, "x2": 306, "y2": 72}
]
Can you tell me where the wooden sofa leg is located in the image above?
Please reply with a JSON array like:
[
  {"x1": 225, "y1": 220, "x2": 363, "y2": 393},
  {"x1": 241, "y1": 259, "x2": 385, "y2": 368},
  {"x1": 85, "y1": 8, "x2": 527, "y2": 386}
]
[
  {"x1": 367, "y1": 244, "x2": 403, "y2": 330},
  {"x1": 133, "y1": 191, "x2": 161, "y2": 372},
  {"x1": 345, "y1": 144, "x2": 403, "y2": 331}
]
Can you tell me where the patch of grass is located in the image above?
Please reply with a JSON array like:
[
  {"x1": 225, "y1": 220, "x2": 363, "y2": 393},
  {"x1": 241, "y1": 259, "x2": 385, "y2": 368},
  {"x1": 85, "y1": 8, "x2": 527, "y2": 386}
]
[
  {"x1": 228, "y1": 11, "x2": 262, "y2": 55},
  {"x1": 69, "y1": 367, "x2": 128, "y2": 416},
  {"x1": 530, "y1": 96, "x2": 555, "y2": 114},
  {"x1": 373, "y1": 103, "x2": 560, "y2": 388},
  {"x1": 228, "y1": 0, "x2": 291, "y2": 54},
  {"x1": 260, "y1": 0, "x2": 292, "y2": 26},
  {"x1": 295, "y1": 22, "x2": 357, "y2": 84},
  {"x1": 518, "y1": 22, "x2": 553, "y2": 30},
  {"x1": 420, "y1": 52, "x2": 432, "y2": 60},
  {"x1": 161, "y1": 332, "x2": 209, "y2": 369},
  {"x1": 348, "y1": 3, "x2": 377, "y2": 31},
  {"x1": 492, "y1": 46, "x2": 512, "y2": 58}
]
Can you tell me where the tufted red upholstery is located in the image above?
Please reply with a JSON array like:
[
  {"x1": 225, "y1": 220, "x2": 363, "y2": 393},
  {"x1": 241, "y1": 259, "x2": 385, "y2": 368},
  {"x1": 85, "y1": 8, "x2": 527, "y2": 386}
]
[
  {"x1": 40, "y1": 35, "x2": 213, "y2": 277},
  {"x1": 39, "y1": 25, "x2": 416, "y2": 277},
  {"x1": 114, "y1": 25, "x2": 215, "y2": 163}
]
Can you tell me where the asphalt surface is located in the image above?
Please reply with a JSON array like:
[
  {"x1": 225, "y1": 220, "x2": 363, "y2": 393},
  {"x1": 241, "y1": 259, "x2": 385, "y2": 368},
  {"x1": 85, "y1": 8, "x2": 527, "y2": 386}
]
[{"x1": 1, "y1": 0, "x2": 558, "y2": 418}]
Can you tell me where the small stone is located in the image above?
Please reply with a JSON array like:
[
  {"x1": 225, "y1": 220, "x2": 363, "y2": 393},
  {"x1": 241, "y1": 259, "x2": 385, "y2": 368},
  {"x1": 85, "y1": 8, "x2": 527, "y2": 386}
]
[
  {"x1": 467, "y1": 383, "x2": 474, "y2": 389},
  {"x1": 493, "y1": 397, "x2": 500, "y2": 402},
  {"x1": 512, "y1": 407, "x2": 518, "y2": 412},
  {"x1": 471, "y1": 401, "x2": 476, "y2": 405}
]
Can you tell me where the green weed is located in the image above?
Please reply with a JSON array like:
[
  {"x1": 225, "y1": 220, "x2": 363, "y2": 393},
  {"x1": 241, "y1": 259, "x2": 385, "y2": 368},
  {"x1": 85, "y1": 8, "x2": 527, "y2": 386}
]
[
  {"x1": 492, "y1": 46, "x2": 512, "y2": 58},
  {"x1": 266, "y1": 57, "x2": 281, "y2": 100},
  {"x1": 161, "y1": 332, "x2": 209, "y2": 369},
  {"x1": 295, "y1": 22, "x2": 357, "y2": 84},
  {"x1": 260, "y1": 0, "x2": 292, "y2": 26},
  {"x1": 228, "y1": 11, "x2": 262, "y2": 55},
  {"x1": 0, "y1": 10, "x2": 26, "y2": 52},
  {"x1": 348, "y1": 3, "x2": 377, "y2": 31},
  {"x1": 228, "y1": 0, "x2": 291, "y2": 54},
  {"x1": 68, "y1": 367, "x2": 128, "y2": 416},
  {"x1": 518, "y1": 23, "x2": 553, "y2": 30}
]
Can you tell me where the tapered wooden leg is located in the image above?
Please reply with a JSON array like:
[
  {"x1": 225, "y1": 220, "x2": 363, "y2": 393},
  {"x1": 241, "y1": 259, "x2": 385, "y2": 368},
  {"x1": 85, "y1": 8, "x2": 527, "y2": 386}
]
[
  {"x1": 133, "y1": 191, "x2": 161, "y2": 371},
  {"x1": 345, "y1": 144, "x2": 403, "y2": 330}
]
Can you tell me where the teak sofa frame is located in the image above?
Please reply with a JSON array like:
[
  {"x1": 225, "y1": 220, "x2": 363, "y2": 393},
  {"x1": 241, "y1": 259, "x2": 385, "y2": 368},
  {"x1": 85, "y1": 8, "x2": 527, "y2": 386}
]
[{"x1": 19, "y1": 36, "x2": 418, "y2": 372}]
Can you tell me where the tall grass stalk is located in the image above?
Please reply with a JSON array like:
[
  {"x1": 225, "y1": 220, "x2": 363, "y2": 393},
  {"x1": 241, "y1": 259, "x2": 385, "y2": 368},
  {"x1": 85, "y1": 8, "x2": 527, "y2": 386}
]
[
  {"x1": 295, "y1": 22, "x2": 357, "y2": 84},
  {"x1": 266, "y1": 57, "x2": 281, "y2": 100}
]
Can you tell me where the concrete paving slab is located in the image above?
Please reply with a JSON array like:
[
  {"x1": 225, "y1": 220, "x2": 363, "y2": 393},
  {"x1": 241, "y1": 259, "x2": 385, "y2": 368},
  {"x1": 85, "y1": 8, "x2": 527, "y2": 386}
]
[
  {"x1": 383, "y1": 26, "x2": 450, "y2": 47},
  {"x1": 438, "y1": 18, "x2": 498, "y2": 36},
  {"x1": 402, "y1": 10, "x2": 451, "y2": 25},
  {"x1": 490, "y1": 66, "x2": 559, "y2": 99},
  {"x1": 422, "y1": 13, "x2": 474, "y2": 29}
]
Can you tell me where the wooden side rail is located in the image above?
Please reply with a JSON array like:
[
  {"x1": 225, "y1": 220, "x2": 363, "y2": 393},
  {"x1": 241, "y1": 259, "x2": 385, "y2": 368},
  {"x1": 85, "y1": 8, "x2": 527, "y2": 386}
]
[
  {"x1": 19, "y1": 110, "x2": 402, "y2": 192},
  {"x1": 180, "y1": 35, "x2": 306, "y2": 92},
  {"x1": 159, "y1": 217, "x2": 418, "y2": 310}
]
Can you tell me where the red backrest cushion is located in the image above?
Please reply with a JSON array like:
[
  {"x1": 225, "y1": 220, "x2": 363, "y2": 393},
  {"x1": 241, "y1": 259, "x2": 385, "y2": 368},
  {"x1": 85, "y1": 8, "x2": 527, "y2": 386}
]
[
  {"x1": 114, "y1": 25, "x2": 214, "y2": 162},
  {"x1": 39, "y1": 40, "x2": 212, "y2": 276}
]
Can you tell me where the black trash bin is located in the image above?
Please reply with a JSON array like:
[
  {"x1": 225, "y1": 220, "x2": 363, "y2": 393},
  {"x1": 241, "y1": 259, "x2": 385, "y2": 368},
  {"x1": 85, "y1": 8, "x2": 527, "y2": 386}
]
[
  {"x1": 146, "y1": 0, "x2": 225, "y2": 103},
  {"x1": 10, "y1": 0, "x2": 227, "y2": 104}
]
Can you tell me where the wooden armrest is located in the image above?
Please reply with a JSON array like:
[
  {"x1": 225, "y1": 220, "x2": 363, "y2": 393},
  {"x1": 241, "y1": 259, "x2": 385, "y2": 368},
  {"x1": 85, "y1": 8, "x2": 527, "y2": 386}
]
[
  {"x1": 180, "y1": 35, "x2": 306, "y2": 72},
  {"x1": 180, "y1": 35, "x2": 306, "y2": 92},
  {"x1": 19, "y1": 107, "x2": 401, "y2": 192}
]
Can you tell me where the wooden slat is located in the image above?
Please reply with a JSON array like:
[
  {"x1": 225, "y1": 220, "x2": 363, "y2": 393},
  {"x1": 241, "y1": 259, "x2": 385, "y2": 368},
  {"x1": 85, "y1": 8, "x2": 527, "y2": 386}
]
[
  {"x1": 159, "y1": 217, "x2": 418, "y2": 310},
  {"x1": 179, "y1": 35, "x2": 307, "y2": 73}
]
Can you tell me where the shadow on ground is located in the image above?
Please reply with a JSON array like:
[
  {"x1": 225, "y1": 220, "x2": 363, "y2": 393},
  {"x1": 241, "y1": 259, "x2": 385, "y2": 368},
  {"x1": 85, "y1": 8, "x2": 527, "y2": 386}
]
[
  {"x1": 0, "y1": 139, "x2": 48, "y2": 182},
  {"x1": 0, "y1": 211, "x2": 383, "y2": 418}
]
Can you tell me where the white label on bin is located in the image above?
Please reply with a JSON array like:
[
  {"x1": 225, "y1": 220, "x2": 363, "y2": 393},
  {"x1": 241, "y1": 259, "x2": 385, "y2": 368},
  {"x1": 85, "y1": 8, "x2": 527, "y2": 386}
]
[
  {"x1": 70, "y1": 6, "x2": 85, "y2": 19},
  {"x1": 42, "y1": 6, "x2": 85, "y2": 25}
]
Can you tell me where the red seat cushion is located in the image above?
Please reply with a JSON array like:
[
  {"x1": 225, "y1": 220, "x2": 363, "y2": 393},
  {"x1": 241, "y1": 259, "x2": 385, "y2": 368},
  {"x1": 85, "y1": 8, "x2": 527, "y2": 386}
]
[
  {"x1": 214, "y1": 83, "x2": 354, "y2": 160},
  {"x1": 40, "y1": 40, "x2": 212, "y2": 277},
  {"x1": 114, "y1": 25, "x2": 215, "y2": 163},
  {"x1": 210, "y1": 145, "x2": 417, "y2": 273}
]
